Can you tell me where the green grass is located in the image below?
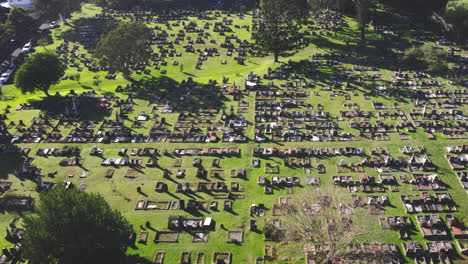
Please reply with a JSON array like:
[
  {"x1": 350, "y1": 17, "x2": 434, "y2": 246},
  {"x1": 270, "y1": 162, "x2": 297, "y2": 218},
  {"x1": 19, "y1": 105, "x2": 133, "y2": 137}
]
[{"x1": 0, "y1": 3, "x2": 467, "y2": 264}]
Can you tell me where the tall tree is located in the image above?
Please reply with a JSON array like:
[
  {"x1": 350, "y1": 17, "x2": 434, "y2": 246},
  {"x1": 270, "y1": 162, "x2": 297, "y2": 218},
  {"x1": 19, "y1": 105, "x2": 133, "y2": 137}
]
[
  {"x1": 402, "y1": 43, "x2": 448, "y2": 75},
  {"x1": 278, "y1": 186, "x2": 380, "y2": 263},
  {"x1": 91, "y1": 0, "x2": 138, "y2": 9},
  {"x1": 34, "y1": 0, "x2": 81, "y2": 22},
  {"x1": 356, "y1": 0, "x2": 370, "y2": 40},
  {"x1": 308, "y1": 0, "x2": 353, "y2": 12},
  {"x1": 14, "y1": 52, "x2": 66, "y2": 96},
  {"x1": 444, "y1": 0, "x2": 468, "y2": 43},
  {"x1": 22, "y1": 187, "x2": 133, "y2": 264},
  {"x1": 6, "y1": 7, "x2": 34, "y2": 33},
  {"x1": 95, "y1": 22, "x2": 151, "y2": 79},
  {"x1": 254, "y1": 0, "x2": 308, "y2": 63}
]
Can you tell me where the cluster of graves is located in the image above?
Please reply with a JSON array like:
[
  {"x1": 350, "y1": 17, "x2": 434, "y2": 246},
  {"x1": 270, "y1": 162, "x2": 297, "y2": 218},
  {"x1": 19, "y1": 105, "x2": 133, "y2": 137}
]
[{"x1": 0, "y1": 3, "x2": 467, "y2": 264}]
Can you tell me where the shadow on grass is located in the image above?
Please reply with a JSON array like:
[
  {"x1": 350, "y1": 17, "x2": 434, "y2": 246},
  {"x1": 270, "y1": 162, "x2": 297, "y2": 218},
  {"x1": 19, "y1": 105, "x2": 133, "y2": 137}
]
[
  {"x1": 55, "y1": 17, "x2": 117, "y2": 51},
  {"x1": 0, "y1": 145, "x2": 23, "y2": 179},
  {"x1": 131, "y1": 76, "x2": 228, "y2": 112},
  {"x1": 27, "y1": 95, "x2": 108, "y2": 122}
]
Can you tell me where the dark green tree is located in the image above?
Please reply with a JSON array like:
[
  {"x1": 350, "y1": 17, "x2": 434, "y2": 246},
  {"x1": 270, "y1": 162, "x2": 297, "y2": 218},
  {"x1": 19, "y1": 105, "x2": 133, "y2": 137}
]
[
  {"x1": 91, "y1": 0, "x2": 138, "y2": 9},
  {"x1": 402, "y1": 44, "x2": 449, "y2": 75},
  {"x1": 6, "y1": 7, "x2": 34, "y2": 33},
  {"x1": 14, "y1": 52, "x2": 66, "y2": 96},
  {"x1": 95, "y1": 22, "x2": 151, "y2": 79},
  {"x1": 34, "y1": 0, "x2": 81, "y2": 22},
  {"x1": 444, "y1": 0, "x2": 468, "y2": 42},
  {"x1": 356, "y1": 0, "x2": 370, "y2": 40},
  {"x1": 22, "y1": 186, "x2": 133, "y2": 264},
  {"x1": 307, "y1": 0, "x2": 353, "y2": 12},
  {"x1": 253, "y1": 0, "x2": 309, "y2": 63}
]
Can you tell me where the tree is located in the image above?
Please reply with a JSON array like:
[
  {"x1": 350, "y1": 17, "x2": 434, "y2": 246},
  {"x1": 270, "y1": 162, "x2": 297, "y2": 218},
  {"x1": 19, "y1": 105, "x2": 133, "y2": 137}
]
[
  {"x1": 6, "y1": 7, "x2": 34, "y2": 33},
  {"x1": 22, "y1": 186, "x2": 133, "y2": 264},
  {"x1": 34, "y1": 0, "x2": 81, "y2": 22},
  {"x1": 95, "y1": 22, "x2": 151, "y2": 79},
  {"x1": 14, "y1": 52, "x2": 66, "y2": 96},
  {"x1": 402, "y1": 43, "x2": 449, "y2": 75},
  {"x1": 307, "y1": 0, "x2": 353, "y2": 12},
  {"x1": 444, "y1": 0, "x2": 468, "y2": 43},
  {"x1": 384, "y1": 0, "x2": 448, "y2": 15},
  {"x1": 253, "y1": 0, "x2": 308, "y2": 63},
  {"x1": 278, "y1": 186, "x2": 380, "y2": 263},
  {"x1": 91, "y1": 0, "x2": 138, "y2": 9},
  {"x1": 355, "y1": 0, "x2": 370, "y2": 40}
]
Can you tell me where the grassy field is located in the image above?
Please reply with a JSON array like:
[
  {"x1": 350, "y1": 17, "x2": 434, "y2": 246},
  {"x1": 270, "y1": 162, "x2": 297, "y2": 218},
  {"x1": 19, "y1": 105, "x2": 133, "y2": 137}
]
[{"x1": 0, "y1": 3, "x2": 467, "y2": 264}]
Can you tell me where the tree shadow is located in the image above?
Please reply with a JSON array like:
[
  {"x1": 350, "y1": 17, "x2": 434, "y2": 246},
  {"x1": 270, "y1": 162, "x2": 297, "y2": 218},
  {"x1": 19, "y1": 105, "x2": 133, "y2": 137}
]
[
  {"x1": 0, "y1": 145, "x2": 23, "y2": 179},
  {"x1": 131, "y1": 76, "x2": 228, "y2": 112},
  {"x1": 27, "y1": 94, "x2": 108, "y2": 122},
  {"x1": 55, "y1": 16, "x2": 118, "y2": 51}
]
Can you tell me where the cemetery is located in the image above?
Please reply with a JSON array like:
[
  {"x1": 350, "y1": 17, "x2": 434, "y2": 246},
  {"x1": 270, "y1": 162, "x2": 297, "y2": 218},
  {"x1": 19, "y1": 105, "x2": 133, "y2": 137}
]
[{"x1": 0, "y1": 0, "x2": 466, "y2": 263}]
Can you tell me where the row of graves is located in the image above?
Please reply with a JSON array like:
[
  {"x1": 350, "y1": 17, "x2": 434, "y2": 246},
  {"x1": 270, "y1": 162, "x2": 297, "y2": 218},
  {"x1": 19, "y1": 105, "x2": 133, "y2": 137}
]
[
  {"x1": 246, "y1": 65, "x2": 453, "y2": 144},
  {"x1": 68, "y1": 8, "x2": 259, "y2": 75},
  {"x1": 1, "y1": 218, "x2": 24, "y2": 263},
  {"x1": 401, "y1": 214, "x2": 468, "y2": 263}
]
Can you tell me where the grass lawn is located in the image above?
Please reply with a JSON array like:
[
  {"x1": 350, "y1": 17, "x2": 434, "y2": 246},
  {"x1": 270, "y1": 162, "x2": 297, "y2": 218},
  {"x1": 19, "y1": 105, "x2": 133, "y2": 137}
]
[{"x1": 0, "y1": 3, "x2": 467, "y2": 264}]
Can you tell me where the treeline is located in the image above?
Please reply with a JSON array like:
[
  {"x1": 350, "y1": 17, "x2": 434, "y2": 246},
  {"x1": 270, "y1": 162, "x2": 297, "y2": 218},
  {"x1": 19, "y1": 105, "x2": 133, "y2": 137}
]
[
  {"x1": 0, "y1": 7, "x2": 34, "y2": 50},
  {"x1": 90, "y1": 0, "x2": 259, "y2": 10}
]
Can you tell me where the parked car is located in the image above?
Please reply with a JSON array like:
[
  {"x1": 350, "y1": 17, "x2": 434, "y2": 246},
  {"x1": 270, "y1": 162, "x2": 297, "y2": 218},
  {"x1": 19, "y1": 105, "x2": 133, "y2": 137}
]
[
  {"x1": 22, "y1": 42, "x2": 32, "y2": 53},
  {"x1": 5, "y1": 64, "x2": 15, "y2": 73},
  {"x1": 49, "y1": 21, "x2": 58, "y2": 29},
  {"x1": 0, "y1": 72, "x2": 11, "y2": 84}
]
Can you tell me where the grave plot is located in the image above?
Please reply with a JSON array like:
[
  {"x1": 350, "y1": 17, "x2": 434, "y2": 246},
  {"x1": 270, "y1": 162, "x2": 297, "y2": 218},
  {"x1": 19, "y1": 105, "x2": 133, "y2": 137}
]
[
  {"x1": 153, "y1": 252, "x2": 165, "y2": 264},
  {"x1": 192, "y1": 232, "x2": 208, "y2": 243},
  {"x1": 180, "y1": 252, "x2": 190, "y2": 264},
  {"x1": 227, "y1": 231, "x2": 243, "y2": 243},
  {"x1": 1, "y1": 2, "x2": 468, "y2": 263},
  {"x1": 213, "y1": 252, "x2": 231, "y2": 264},
  {"x1": 195, "y1": 252, "x2": 205, "y2": 264},
  {"x1": 154, "y1": 231, "x2": 179, "y2": 243},
  {"x1": 124, "y1": 169, "x2": 139, "y2": 178}
]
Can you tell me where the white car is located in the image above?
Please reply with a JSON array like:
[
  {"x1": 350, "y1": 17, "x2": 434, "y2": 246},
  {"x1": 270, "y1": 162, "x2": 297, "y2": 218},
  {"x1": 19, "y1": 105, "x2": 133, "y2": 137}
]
[
  {"x1": 0, "y1": 72, "x2": 10, "y2": 84},
  {"x1": 22, "y1": 42, "x2": 32, "y2": 53},
  {"x1": 49, "y1": 21, "x2": 58, "y2": 29}
]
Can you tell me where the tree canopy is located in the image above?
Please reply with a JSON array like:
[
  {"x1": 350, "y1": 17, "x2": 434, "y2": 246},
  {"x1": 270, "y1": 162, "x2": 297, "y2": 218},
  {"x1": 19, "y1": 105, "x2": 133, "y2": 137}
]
[
  {"x1": 22, "y1": 186, "x2": 133, "y2": 264},
  {"x1": 355, "y1": 0, "x2": 371, "y2": 40},
  {"x1": 279, "y1": 186, "x2": 379, "y2": 263},
  {"x1": 402, "y1": 43, "x2": 449, "y2": 75},
  {"x1": 95, "y1": 22, "x2": 151, "y2": 78},
  {"x1": 91, "y1": 0, "x2": 138, "y2": 9},
  {"x1": 14, "y1": 52, "x2": 66, "y2": 96},
  {"x1": 444, "y1": 0, "x2": 468, "y2": 42},
  {"x1": 254, "y1": 0, "x2": 309, "y2": 62},
  {"x1": 6, "y1": 7, "x2": 34, "y2": 33},
  {"x1": 34, "y1": 0, "x2": 82, "y2": 21}
]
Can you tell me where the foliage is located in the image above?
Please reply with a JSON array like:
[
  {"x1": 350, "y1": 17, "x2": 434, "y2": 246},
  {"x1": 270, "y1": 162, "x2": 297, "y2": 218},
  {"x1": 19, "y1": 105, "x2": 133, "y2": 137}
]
[
  {"x1": 90, "y1": 0, "x2": 138, "y2": 9},
  {"x1": 95, "y1": 22, "x2": 151, "y2": 78},
  {"x1": 0, "y1": 24, "x2": 14, "y2": 48},
  {"x1": 384, "y1": 0, "x2": 448, "y2": 14},
  {"x1": 444, "y1": 0, "x2": 468, "y2": 42},
  {"x1": 355, "y1": 0, "x2": 370, "y2": 40},
  {"x1": 22, "y1": 186, "x2": 133, "y2": 264},
  {"x1": 280, "y1": 186, "x2": 378, "y2": 263},
  {"x1": 0, "y1": 7, "x2": 35, "y2": 48},
  {"x1": 253, "y1": 0, "x2": 308, "y2": 62},
  {"x1": 14, "y1": 52, "x2": 66, "y2": 96},
  {"x1": 6, "y1": 7, "x2": 34, "y2": 33},
  {"x1": 307, "y1": 0, "x2": 353, "y2": 12},
  {"x1": 402, "y1": 44, "x2": 449, "y2": 75},
  {"x1": 34, "y1": 0, "x2": 82, "y2": 21},
  {"x1": 263, "y1": 223, "x2": 284, "y2": 241},
  {"x1": 37, "y1": 35, "x2": 54, "y2": 47}
]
